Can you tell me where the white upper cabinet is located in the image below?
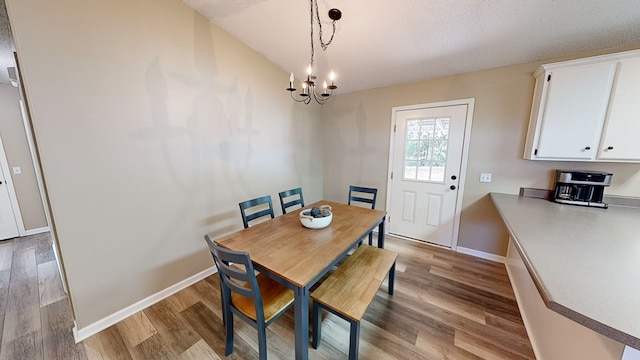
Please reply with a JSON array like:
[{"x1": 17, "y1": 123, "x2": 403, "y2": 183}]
[
  {"x1": 598, "y1": 58, "x2": 640, "y2": 161},
  {"x1": 535, "y1": 63, "x2": 615, "y2": 159},
  {"x1": 524, "y1": 49, "x2": 640, "y2": 162}
]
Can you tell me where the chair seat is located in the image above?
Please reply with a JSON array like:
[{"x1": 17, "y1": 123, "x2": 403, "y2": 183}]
[{"x1": 232, "y1": 273, "x2": 294, "y2": 322}]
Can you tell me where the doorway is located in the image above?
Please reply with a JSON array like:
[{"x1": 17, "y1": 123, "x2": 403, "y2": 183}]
[
  {"x1": 0, "y1": 136, "x2": 20, "y2": 240},
  {"x1": 386, "y1": 99, "x2": 474, "y2": 248}
]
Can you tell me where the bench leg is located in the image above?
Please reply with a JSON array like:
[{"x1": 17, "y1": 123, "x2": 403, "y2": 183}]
[
  {"x1": 312, "y1": 301, "x2": 321, "y2": 349},
  {"x1": 368, "y1": 232, "x2": 373, "y2": 246},
  {"x1": 388, "y1": 261, "x2": 396, "y2": 295},
  {"x1": 349, "y1": 320, "x2": 360, "y2": 360}
]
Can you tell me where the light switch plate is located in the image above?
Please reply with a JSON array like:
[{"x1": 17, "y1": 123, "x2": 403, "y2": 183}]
[
  {"x1": 12, "y1": 167, "x2": 22, "y2": 175},
  {"x1": 480, "y1": 173, "x2": 492, "y2": 183}
]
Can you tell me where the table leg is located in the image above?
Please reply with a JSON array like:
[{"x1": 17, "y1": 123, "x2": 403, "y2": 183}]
[
  {"x1": 388, "y1": 261, "x2": 396, "y2": 295},
  {"x1": 294, "y1": 286, "x2": 309, "y2": 360},
  {"x1": 377, "y1": 217, "x2": 386, "y2": 248}
]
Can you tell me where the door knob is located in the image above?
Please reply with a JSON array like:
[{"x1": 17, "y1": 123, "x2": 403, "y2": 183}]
[
  {"x1": 607, "y1": 146, "x2": 614, "y2": 150},
  {"x1": 584, "y1": 146, "x2": 591, "y2": 150},
  {"x1": 451, "y1": 175, "x2": 457, "y2": 180},
  {"x1": 450, "y1": 185, "x2": 456, "y2": 190}
]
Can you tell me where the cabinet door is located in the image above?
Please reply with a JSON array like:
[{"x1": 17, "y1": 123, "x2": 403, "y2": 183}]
[
  {"x1": 598, "y1": 58, "x2": 640, "y2": 160},
  {"x1": 536, "y1": 63, "x2": 616, "y2": 159}
]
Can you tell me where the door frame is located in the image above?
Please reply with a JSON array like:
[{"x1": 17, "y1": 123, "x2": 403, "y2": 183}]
[
  {"x1": 0, "y1": 134, "x2": 24, "y2": 237},
  {"x1": 386, "y1": 98, "x2": 475, "y2": 250}
]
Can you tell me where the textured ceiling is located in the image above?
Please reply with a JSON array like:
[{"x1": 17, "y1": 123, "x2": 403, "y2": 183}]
[
  {"x1": 184, "y1": 0, "x2": 640, "y2": 94},
  {"x1": 2, "y1": 2, "x2": 640, "y2": 92}
]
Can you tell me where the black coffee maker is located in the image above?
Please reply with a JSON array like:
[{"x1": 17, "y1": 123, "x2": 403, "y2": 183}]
[{"x1": 552, "y1": 170, "x2": 613, "y2": 208}]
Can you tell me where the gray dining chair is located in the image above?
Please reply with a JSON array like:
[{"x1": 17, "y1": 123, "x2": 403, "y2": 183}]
[
  {"x1": 204, "y1": 235, "x2": 294, "y2": 360},
  {"x1": 348, "y1": 185, "x2": 378, "y2": 245},
  {"x1": 239, "y1": 195, "x2": 275, "y2": 228},
  {"x1": 278, "y1": 187, "x2": 305, "y2": 214}
]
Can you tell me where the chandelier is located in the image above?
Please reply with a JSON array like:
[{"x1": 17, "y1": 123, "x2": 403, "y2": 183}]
[{"x1": 286, "y1": 0, "x2": 342, "y2": 105}]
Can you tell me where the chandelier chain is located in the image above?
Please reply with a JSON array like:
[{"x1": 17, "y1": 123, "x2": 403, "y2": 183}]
[
  {"x1": 309, "y1": 0, "x2": 315, "y2": 68},
  {"x1": 314, "y1": 0, "x2": 337, "y2": 51},
  {"x1": 309, "y1": 0, "x2": 338, "y2": 67}
]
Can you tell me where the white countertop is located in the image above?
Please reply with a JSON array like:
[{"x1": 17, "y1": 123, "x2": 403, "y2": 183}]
[{"x1": 490, "y1": 193, "x2": 640, "y2": 349}]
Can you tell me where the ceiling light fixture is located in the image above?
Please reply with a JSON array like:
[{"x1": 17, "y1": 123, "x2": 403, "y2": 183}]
[{"x1": 286, "y1": 0, "x2": 341, "y2": 105}]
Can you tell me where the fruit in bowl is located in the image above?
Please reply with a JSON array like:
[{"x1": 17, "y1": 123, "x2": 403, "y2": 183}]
[{"x1": 299, "y1": 205, "x2": 332, "y2": 229}]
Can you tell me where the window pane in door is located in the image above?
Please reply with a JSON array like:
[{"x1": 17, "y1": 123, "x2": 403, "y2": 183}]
[
  {"x1": 402, "y1": 117, "x2": 450, "y2": 182},
  {"x1": 403, "y1": 161, "x2": 417, "y2": 178}
]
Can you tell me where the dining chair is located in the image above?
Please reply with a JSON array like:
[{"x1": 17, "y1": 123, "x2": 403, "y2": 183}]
[
  {"x1": 348, "y1": 185, "x2": 378, "y2": 209},
  {"x1": 239, "y1": 195, "x2": 275, "y2": 229},
  {"x1": 204, "y1": 235, "x2": 294, "y2": 360},
  {"x1": 348, "y1": 185, "x2": 378, "y2": 246},
  {"x1": 278, "y1": 187, "x2": 305, "y2": 214}
]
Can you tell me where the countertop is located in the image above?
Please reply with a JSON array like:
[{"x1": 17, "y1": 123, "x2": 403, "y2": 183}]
[{"x1": 490, "y1": 193, "x2": 640, "y2": 349}]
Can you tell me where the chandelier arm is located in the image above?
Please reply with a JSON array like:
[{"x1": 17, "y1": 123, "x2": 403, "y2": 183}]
[
  {"x1": 289, "y1": 90, "x2": 312, "y2": 103},
  {"x1": 289, "y1": 82, "x2": 333, "y2": 105},
  {"x1": 310, "y1": 86, "x2": 332, "y2": 105}
]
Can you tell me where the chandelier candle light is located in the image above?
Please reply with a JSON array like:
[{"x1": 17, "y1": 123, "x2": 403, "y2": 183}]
[{"x1": 287, "y1": 0, "x2": 341, "y2": 105}]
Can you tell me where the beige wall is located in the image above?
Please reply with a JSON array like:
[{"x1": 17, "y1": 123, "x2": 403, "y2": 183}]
[
  {"x1": 322, "y1": 52, "x2": 640, "y2": 256},
  {"x1": 0, "y1": 84, "x2": 47, "y2": 230},
  {"x1": 7, "y1": 0, "x2": 323, "y2": 329},
  {"x1": 8, "y1": 0, "x2": 640, "y2": 334}
]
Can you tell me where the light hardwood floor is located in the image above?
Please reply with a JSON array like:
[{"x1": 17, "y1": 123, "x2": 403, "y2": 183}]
[{"x1": 0, "y1": 232, "x2": 535, "y2": 359}]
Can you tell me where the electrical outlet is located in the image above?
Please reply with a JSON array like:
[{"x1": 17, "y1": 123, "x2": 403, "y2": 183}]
[
  {"x1": 12, "y1": 167, "x2": 22, "y2": 175},
  {"x1": 480, "y1": 173, "x2": 492, "y2": 183}
]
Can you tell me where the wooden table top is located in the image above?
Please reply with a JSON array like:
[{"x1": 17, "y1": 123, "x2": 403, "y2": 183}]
[{"x1": 214, "y1": 201, "x2": 387, "y2": 288}]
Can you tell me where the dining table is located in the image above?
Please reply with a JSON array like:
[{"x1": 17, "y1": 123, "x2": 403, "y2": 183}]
[{"x1": 213, "y1": 200, "x2": 387, "y2": 360}]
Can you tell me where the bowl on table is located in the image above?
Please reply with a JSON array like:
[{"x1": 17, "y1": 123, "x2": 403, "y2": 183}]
[{"x1": 299, "y1": 205, "x2": 332, "y2": 229}]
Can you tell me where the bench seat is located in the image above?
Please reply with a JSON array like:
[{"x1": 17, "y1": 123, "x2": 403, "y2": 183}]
[{"x1": 311, "y1": 244, "x2": 398, "y2": 359}]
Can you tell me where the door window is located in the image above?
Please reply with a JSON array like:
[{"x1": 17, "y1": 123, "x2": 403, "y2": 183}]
[{"x1": 403, "y1": 118, "x2": 450, "y2": 182}]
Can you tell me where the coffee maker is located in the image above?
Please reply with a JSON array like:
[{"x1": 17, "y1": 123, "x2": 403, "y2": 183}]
[{"x1": 552, "y1": 170, "x2": 613, "y2": 208}]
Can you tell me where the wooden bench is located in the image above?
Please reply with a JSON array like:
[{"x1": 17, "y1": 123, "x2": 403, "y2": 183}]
[{"x1": 311, "y1": 245, "x2": 398, "y2": 360}]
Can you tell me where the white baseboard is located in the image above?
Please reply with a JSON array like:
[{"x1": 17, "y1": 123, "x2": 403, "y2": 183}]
[
  {"x1": 73, "y1": 266, "x2": 217, "y2": 343},
  {"x1": 456, "y1": 246, "x2": 506, "y2": 263},
  {"x1": 22, "y1": 226, "x2": 50, "y2": 236}
]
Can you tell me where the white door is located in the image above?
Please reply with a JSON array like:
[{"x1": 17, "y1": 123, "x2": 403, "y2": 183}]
[
  {"x1": 0, "y1": 163, "x2": 20, "y2": 241},
  {"x1": 388, "y1": 102, "x2": 471, "y2": 247}
]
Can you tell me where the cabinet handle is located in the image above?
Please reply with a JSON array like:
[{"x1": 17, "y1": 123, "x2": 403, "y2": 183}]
[
  {"x1": 584, "y1": 146, "x2": 591, "y2": 150},
  {"x1": 607, "y1": 146, "x2": 614, "y2": 150}
]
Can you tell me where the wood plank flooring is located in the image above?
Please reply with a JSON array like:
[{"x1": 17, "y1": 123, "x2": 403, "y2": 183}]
[
  {"x1": 0, "y1": 232, "x2": 86, "y2": 360},
  {"x1": 0, "y1": 232, "x2": 535, "y2": 359}
]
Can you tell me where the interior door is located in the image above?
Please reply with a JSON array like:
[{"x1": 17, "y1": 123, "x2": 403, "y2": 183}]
[
  {"x1": 389, "y1": 104, "x2": 468, "y2": 247},
  {"x1": 0, "y1": 162, "x2": 19, "y2": 241}
]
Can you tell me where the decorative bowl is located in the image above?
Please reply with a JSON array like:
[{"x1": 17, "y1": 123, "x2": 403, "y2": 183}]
[{"x1": 299, "y1": 205, "x2": 333, "y2": 229}]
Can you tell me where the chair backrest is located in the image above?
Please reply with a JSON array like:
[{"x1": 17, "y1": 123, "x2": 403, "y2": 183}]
[
  {"x1": 278, "y1": 187, "x2": 305, "y2": 214},
  {"x1": 204, "y1": 235, "x2": 266, "y2": 323},
  {"x1": 348, "y1": 185, "x2": 378, "y2": 209},
  {"x1": 239, "y1": 195, "x2": 274, "y2": 228}
]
